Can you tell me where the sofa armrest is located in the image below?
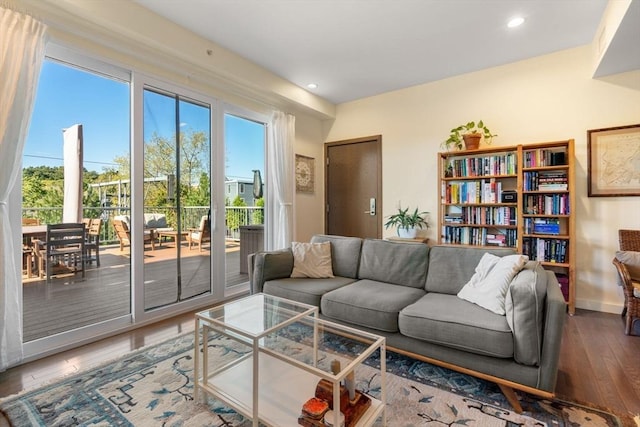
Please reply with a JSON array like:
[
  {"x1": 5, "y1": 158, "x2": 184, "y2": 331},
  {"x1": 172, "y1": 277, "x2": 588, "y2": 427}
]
[
  {"x1": 537, "y1": 271, "x2": 567, "y2": 392},
  {"x1": 249, "y1": 248, "x2": 294, "y2": 294}
]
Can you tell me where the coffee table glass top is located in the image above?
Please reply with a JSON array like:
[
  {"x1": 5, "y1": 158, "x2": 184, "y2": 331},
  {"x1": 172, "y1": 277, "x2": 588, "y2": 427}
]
[{"x1": 196, "y1": 293, "x2": 317, "y2": 337}]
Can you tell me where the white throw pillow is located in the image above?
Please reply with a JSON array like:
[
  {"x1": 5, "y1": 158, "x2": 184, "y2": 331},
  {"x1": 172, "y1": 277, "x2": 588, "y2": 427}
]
[
  {"x1": 290, "y1": 241, "x2": 334, "y2": 278},
  {"x1": 457, "y1": 253, "x2": 528, "y2": 315}
]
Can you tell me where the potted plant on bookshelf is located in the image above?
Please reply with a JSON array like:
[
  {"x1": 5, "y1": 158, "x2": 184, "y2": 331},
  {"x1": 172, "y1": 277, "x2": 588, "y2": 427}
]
[
  {"x1": 384, "y1": 206, "x2": 429, "y2": 238},
  {"x1": 443, "y1": 120, "x2": 497, "y2": 151}
]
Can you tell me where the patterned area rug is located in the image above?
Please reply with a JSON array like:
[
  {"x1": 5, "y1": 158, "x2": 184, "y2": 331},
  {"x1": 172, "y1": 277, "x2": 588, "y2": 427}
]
[{"x1": 0, "y1": 331, "x2": 623, "y2": 426}]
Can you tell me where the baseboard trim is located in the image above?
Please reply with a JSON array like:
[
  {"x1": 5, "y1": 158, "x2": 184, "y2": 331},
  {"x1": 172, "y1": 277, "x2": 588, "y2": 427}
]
[{"x1": 575, "y1": 299, "x2": 623, "y2": 314}]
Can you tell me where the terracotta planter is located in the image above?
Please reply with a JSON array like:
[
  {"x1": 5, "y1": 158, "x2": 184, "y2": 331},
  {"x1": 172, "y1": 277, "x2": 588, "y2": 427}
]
[{"x1": 462, "y1": 133, "x2": 482, "y2": 150}]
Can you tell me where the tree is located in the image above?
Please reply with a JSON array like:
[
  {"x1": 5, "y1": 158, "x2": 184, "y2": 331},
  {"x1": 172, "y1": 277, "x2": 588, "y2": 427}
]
[{"x1": 112, "y1": 129, "x2": 209, "y2": 208}]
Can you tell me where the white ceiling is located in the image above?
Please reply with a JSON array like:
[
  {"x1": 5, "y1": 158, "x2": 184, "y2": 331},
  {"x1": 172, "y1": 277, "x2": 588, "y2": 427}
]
[{"x1": 133, "y1": 0, "x2": 617, "y2": 104}]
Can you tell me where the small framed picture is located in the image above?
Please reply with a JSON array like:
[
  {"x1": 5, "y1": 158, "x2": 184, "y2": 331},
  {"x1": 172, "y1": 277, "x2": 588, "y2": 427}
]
[
  {"x1": 295, "y1": 154, "x2": 315, "y2": 193},
  {"x1": 587, "y1": 124, "x2": 640, "y2": 197}
]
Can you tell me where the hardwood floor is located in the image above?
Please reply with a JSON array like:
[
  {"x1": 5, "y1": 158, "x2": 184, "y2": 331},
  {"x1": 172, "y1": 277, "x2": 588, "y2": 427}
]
[
  {"x1": 1, "y1": 308, "x2": 639, "y2": 425},
  {"x1": 555, "y1": 309, "x2": 640, "y2": 423}
]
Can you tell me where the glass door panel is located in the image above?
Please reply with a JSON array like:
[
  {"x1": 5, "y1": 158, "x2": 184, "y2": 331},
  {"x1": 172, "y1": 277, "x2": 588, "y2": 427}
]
[
  {"x1": 22, "y1": 59, "x2": 131, "y2": 342},
  {"x1": 223, "y1": 114, "x2": 265, "y2": 288},
  {"x1": 142, "y1": 88, "x2": 211, "y2": 310}
]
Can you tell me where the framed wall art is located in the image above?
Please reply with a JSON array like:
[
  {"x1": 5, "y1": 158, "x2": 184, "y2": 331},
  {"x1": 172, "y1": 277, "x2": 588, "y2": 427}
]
[
  {"x1": 587, "y1": 124, "x2": 640, "y2": 197},
  {"x1": 295, "y1": 154, "x2": 315, "y2": 193}
]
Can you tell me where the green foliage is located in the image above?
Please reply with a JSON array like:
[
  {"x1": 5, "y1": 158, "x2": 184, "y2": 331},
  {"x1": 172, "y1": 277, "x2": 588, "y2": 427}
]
[
  {"x1": 384, "y1": 206, "x2": 429, "y2": 231},
  {"x1": 443, "y1": 120, "x2": 497, "y2": 150},
  {"x1": 252, "y1": 197, "x2": 264, "y2": 224},
  {"x1": 232, "y1": 195, "x2": 246, "y2": 207},
  {"x1": 183, "y1": 172, "x2": 210, "y2": 207},
  {"x1": 226, "y1": 195, "x2": 246, "y2": 232}
]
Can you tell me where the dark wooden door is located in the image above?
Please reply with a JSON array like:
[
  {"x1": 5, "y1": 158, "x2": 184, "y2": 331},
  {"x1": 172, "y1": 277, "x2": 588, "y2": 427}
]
[{"x1": 325, "y1": 136, "x2": 382, "y2": 239}]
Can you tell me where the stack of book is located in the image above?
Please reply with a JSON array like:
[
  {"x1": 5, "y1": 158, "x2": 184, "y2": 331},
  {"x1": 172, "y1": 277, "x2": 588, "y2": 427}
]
[{"x1": 537, "y1": 172, "x2": 568, "y2": 191}]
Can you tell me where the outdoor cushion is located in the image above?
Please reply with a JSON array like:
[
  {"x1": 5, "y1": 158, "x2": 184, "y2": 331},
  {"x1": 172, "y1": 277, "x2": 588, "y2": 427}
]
[
  {"x1": 321, "y1": 280, "x2": 426, "y2": 332},
  {"x1": 144, "y1": 213, "x2": 167, "y2": 228},
  {"x1": 311, "y1": 235, "x2": 362, "y2": 279},
  {"x1": 357, "y1": 239, "x2": 429, "y2": 288},
  {"x1": 399, "y1": 293, "x2": 514, "y2": 359},
  {"x1": 264, "y1": 276, "x2": 356, "y2": 307}
]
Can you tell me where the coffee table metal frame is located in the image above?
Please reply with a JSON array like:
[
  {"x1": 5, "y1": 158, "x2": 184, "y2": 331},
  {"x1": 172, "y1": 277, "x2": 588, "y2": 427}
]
[{"x1": 194, "y1": 293, "x2": 386, "y2": 427}]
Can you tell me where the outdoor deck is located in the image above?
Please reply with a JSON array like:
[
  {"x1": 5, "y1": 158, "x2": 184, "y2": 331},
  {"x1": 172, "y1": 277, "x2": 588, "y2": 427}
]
[{"x1": 21, "y1": 240, "x2": 248, "y2": 342}]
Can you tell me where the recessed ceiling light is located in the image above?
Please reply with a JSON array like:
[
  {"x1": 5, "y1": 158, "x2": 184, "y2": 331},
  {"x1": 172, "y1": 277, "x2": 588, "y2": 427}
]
[
  {"x1": 307, "y1": 83, "x2": 318, "y2": 89},
  {"x1": 507, "y1": 16, "x2": 524, "y2": 28}
]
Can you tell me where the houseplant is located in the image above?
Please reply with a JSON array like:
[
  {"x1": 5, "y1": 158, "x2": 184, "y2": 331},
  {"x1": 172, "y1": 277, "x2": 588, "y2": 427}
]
[
  {"x1": 384, "y1": 206, "x2": 429, "y2": 238},
  {"x1": 443, "y1": 120, "x2": 497, "y2": 151}
]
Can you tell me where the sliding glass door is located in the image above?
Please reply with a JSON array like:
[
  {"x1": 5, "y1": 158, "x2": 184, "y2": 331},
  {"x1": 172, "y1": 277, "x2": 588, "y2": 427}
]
[
  {"x1": 142, "y1": 87, "x2": 212, "y2": 310},
  {"x1": 223, "y1": 112, "x2": 266, "y2": 290}
]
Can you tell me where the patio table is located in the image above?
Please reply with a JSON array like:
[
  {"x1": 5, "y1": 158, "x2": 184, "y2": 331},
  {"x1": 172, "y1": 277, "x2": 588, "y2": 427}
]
[{"x1": 157, "y1": 230, "x2": 188, "y2": 252}]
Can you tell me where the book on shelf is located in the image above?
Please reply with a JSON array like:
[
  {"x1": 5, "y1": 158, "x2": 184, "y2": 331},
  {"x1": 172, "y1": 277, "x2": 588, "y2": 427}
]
[
  {"x1": 523, "y1": 149, "x2": 567, "y2": 168},
  {"x1": 486, "y1": 233, "x2": 506, "y2": 246},
  {"x1": 522, "y1": 237, "x2": 568, "y2": 263},
  {"x1": 523, "y1": 171, "x2": 568, "y2": 191}
]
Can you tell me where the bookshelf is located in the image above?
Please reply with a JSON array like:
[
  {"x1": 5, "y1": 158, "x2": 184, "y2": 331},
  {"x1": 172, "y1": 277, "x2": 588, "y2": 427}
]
[{"x1": 438, "y1": 140, "x2": 576, "y2": 314}]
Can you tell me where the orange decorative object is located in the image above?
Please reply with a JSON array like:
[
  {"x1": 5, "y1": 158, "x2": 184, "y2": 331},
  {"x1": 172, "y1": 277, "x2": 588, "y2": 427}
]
[{"x1": 302, "y1": 397, "x2": 329, "y2": 419}]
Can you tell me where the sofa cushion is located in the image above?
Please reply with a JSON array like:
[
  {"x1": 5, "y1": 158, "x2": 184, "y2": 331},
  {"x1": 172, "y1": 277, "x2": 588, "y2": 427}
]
[
  {"x1": 457, "y1": 253, "x2": 528, "y2": 315},
  {"x1": 144, "y1": 213, "x2": 167, "y2": 228},
  {"x1": 358, "y1": 239, "x2": 429, "y2": 288},
  {"x1": 251, "y1": 249, "x2": 294, "y2": 294},
  {"x1": 264, "y1": 277, "x2": 356, "y2": 307},
  {"x1": 321, "y1": 280, "x2": 426, "y2": 332},
  {"x1": 505, "y1": 260, "x2": 547, "y2": 366},
  {"x1": 425, "y1": 246, "x2": 516, "y2": 294},
  {"x1": 399, "y1": 293, "x2": 514, "y2": 359},
  {"x1": 311, "y1": 235, "x2": 362, "y2": 279},
  {"x1": 291, "y1": 241, "x2": 334, "y2": 278}
]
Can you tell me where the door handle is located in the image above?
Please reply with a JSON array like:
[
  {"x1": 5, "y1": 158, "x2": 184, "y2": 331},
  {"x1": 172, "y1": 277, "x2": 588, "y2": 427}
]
[{"x1": 364, "y1": 198, "x2": 376, "y2": 216}]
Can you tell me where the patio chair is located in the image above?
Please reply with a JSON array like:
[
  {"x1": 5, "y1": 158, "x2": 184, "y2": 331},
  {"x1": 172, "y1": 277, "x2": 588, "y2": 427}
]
[
  {"x1": 22, "y1": 217, "x2": 40, "y2": 226},
  {"x1": 113, "y1": 219, "x2": 155, "y2": 251},
  {"x1": 187, "y1": 215, "x2": 210, "y2": 251},
  {"x1": 33, "y1": 223, "x2": 86, "y2": 282},
  {"x1": 84, "y1": 218, "x2": 102, "y2": 266}
]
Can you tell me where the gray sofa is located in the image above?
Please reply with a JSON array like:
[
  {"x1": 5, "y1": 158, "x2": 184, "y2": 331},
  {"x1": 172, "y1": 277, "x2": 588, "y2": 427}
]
[{"x1": 249, "y1": 234, "x2": 567, "y2": 410}]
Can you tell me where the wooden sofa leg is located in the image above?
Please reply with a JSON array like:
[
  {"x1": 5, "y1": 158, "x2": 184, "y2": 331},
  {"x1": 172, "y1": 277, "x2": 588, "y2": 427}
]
[{"x1": 498, "y1": 384, "x2": 523, "y2": 413}]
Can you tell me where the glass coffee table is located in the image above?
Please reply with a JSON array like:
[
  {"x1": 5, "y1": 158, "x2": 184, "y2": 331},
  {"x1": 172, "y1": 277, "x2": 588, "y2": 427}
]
[{"x1": 194, "y1": 293, "x2": 386, "y2": 427}]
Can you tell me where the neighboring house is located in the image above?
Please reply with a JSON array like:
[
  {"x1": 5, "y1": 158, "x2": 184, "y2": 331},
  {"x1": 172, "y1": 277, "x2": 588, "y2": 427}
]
[{"x1": 225, "y1": 177, "x2": 256, "y2": 206}]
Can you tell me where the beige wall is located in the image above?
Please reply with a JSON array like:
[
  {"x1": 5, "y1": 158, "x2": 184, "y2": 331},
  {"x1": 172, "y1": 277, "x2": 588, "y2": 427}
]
[
  {"x1": 293, "y1": 114, "x2": 328, "y2": 242},
  {"x1": 323, "y1": 45, "x2": 640, "y2": 314}
]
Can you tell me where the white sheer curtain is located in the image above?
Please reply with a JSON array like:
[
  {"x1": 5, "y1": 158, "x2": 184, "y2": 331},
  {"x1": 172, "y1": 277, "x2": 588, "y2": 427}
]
[
  {"x1": 266, "y1": 111, "x2": 295, "y2": 250},
  {"x1": 0, "y1": 5, "x2": 48, "y2": 371}
]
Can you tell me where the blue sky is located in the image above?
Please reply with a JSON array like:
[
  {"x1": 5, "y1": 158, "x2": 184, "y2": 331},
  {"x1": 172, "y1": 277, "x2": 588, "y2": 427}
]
[{"x1": 24, "y1": 60, "x2": 264, "y2": 179}]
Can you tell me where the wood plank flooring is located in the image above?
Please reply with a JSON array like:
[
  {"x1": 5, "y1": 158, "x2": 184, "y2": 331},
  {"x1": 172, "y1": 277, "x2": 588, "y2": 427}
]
[{"x1": 1, "y1": 309, "x2": 639, "y2": 425}]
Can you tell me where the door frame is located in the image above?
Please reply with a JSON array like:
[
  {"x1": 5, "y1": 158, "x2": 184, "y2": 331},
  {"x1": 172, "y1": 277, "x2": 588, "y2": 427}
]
[{"x1": 324, "y1": 135, "x2": 382, "y2": 237}]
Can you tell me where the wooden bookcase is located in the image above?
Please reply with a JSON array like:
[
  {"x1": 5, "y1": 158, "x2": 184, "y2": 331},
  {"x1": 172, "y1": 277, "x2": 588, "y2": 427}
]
[{"x1": 438, "y1": 140, "x2": 576, "y2": 314}]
